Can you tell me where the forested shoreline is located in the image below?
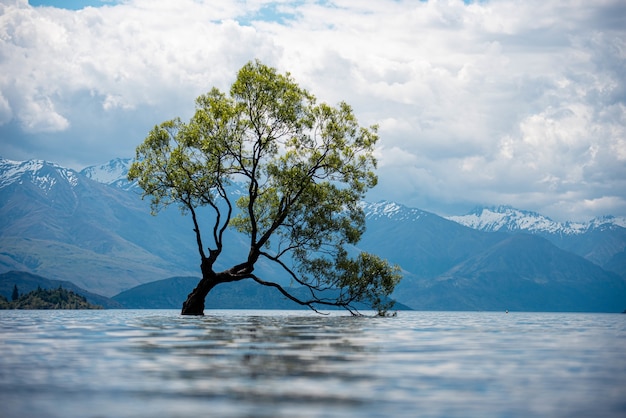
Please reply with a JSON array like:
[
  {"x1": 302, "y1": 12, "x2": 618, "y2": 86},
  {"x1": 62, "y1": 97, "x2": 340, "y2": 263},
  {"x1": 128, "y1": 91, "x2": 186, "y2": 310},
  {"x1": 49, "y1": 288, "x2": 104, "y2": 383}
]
[{"x1": 0, "y1": 286, "x2": 102, "y2": 310}]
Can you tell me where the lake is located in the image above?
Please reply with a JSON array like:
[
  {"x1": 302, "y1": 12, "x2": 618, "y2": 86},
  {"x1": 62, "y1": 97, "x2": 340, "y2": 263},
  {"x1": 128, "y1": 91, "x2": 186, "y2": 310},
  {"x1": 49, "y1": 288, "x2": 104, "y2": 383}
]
[{"x1": 1, "y1": 310, "x2": 624, "y2": 417}]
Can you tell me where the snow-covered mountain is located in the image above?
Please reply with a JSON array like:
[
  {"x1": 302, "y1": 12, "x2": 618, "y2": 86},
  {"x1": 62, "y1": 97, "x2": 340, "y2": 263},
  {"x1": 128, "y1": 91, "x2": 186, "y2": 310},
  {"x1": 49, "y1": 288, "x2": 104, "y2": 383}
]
[
  {"x1": 360, "y1": 200, "x2": 428, "y2": 221},
  {"x1": 3, "y1": 157, "x2": 626, "y2": 311},
  {"x1": 0, "y1": 156, "x2": 200, "y2": 295},
  {"x1": 79, "y1": 162, "x2": 434, "y2": 223},
  {"x1": 78, "y1": 159, "x2": 626, "y2": 235},
  {"x1": 80, "y1": 157, "x2": 134, "y2": 190},
  {"x1": 447, "y1": 205, "x2": 626, "y2": 235},
  {"x1": 0, "y1": 158, "x2": 80, "y2": 192},
  {"x1": 586, "y1": 215, "x2": 626, "y2": 230}
]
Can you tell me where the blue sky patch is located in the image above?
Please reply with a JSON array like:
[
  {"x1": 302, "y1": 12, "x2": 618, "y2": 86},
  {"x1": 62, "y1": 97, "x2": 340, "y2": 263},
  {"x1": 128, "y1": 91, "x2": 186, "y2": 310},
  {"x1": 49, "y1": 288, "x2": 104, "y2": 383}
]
[
  {"x1": 29, "y1": 0, "x2": 121, "y2": 10},
  {"x1": 236, "y1": 2, "x2": 300, "y2": 26}
]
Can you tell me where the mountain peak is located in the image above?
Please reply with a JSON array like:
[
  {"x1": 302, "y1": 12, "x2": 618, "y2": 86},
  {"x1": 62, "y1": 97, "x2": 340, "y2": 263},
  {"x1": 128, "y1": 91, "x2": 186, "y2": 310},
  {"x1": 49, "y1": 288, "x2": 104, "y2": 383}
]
[
  {"x1": 360, "y1": 200, "x2": 427, "y2": 221},
  {"x1": 0, "y1": 157, "x2": 79, "y2": 191},
  {"x1": 447, "y1": 205, "x2": 625, "y2": 235},
  {"x1": 80, "y1": 158, "x2": 134, "y2": 190},
  {"x1": 448, "y1": 205, "x2": 567, "y2": 233},
  {"x1": 587, "y1": 215, "x2": 626, "y2": 230}
]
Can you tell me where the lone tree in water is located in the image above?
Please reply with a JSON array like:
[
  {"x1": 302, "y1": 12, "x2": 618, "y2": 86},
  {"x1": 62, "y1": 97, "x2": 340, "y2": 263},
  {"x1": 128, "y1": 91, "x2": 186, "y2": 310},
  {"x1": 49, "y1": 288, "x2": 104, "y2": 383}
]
[{"x1": 129, "y1": 61, "x2": 402, "y2": 316}]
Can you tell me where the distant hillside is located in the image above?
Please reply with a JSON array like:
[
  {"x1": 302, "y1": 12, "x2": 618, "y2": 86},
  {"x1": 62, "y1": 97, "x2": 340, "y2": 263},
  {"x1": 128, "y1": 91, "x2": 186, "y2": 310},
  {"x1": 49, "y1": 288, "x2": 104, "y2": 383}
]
[
  {"x1": 0, "y1": 286, "x2": 102, "y2": 310},
  {"x1": 2, "y1": 157, "x2": 626, "y2": 313},
  {"x1": 80, "y1": 157, "x2": 135, "y2": 190},
  {"x1": 359, "y1": 201, "x2": 507, "y2": 278},
  {"x1": 0, "y1": 158, "x2": 295, "y2": 295},
  {"x1": 447, "y1": 205, "x2": 626, "y2": 234},
  {"x1": 447, "y1": 205, "x2": 626, "y2": 279},
  {"x1": 0, "y1": 271, "x2": 121, "y2": 308},
  {"x1": 0, "y1": 158, "x2": 201, "y2": 295},
  {"x1": 395, "y1": 234, "x2": 626, "y2": 312},
  {"x1": 112, "y1": 276, "x2": 411, "y2": 311}
]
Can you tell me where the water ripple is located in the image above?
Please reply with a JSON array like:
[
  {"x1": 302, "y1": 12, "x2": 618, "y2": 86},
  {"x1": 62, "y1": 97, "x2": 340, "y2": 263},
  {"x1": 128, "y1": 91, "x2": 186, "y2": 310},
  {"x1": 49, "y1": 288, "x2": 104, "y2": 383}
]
[{"x1": 1, "y1": 310, "x2": 625, "y2": 417}]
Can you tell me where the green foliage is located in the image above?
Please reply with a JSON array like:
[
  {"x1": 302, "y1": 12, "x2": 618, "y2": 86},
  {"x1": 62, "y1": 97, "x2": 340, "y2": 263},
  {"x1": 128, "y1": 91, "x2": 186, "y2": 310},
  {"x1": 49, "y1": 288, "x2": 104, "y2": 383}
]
[
  {"x1": 0, "y1": 286, "x2": 103, "y2": 310},
  {"x1": 0, "y1": 294, "x2": 9, "y2": 309},
  {"x1": 129, "y1": 60, "x2": 402, "y2": 315}
]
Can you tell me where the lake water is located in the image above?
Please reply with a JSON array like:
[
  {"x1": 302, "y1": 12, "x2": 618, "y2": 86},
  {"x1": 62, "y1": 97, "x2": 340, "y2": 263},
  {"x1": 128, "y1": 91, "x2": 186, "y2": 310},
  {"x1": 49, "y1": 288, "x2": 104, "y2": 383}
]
[{"x1": 1, "y1": 310, "x2": 625, "y2": 418}]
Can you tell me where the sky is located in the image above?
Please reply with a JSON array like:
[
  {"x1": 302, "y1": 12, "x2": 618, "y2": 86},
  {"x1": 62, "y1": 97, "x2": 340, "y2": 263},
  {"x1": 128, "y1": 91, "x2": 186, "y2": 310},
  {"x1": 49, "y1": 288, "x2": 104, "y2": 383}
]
[{"x1": 1, "y1": 0, "x2": 625, "y2": 221}]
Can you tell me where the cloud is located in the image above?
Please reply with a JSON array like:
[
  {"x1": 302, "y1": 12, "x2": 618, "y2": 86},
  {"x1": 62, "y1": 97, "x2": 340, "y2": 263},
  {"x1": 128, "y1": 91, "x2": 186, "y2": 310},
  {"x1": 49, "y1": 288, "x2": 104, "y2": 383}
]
[
  {"x1": 1, "y1": 1, "x2": 279, "y2": 127},
  {"x1": 0, "y1": 0, "x2": 625, "y2": 221},
  {"x1": 0, "y1": 92, "x2": 13, "y2": 125}
]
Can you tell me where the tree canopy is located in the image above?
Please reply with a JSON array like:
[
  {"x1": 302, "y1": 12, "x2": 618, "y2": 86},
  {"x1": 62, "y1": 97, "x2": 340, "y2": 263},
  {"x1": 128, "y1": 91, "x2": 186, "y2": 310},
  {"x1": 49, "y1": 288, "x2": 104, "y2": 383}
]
[{"x1": 129, "y1": 60, "x2": 402, "y2": 316}]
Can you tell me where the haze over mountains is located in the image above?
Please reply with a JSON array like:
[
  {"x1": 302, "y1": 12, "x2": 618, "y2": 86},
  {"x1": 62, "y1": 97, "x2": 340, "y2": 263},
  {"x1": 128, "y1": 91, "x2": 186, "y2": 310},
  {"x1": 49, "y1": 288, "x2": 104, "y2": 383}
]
[{"x1": 1, "y1": 156, "x2": 625, "y2": 312}]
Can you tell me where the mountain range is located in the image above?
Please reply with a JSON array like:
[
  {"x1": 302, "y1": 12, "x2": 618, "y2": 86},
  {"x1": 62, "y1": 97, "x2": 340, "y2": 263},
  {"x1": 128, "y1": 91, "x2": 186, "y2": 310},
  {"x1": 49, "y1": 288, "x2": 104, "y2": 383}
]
[
  {"x1": 447, "y1": 206, "x2": 626, "y2": 276},
  {"x1": 1, "y1": 156, "x2": 625, "y2": 312},
  {"x1": 447, "y1": 205, "x2": 626, "y2": 235}
]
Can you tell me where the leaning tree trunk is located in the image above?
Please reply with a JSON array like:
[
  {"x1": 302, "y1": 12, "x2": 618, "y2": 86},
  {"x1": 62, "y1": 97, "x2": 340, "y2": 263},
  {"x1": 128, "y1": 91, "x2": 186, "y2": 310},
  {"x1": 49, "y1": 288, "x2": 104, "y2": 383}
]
[{"x1": 181, "y1": 267, "x2": 219, "y2": 315}]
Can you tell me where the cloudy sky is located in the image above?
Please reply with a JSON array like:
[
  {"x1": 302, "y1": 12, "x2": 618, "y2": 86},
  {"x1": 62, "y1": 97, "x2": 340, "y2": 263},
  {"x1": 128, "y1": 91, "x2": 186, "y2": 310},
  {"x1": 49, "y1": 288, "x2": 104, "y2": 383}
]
[{"x1": 1, "y1": 0, "x2": 625, "y2": 221}]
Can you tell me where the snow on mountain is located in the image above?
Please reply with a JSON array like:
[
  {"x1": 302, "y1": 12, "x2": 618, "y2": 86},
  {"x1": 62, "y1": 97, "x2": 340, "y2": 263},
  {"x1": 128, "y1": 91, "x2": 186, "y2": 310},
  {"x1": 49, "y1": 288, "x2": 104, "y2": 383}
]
[
  {"x1": 0, "y1": 157, "x2": 79, "y2": 192},
  {"x1": 360, "y1": 200, "x2": 426, "y2": 221},
  {"x1": 446, "y1": 205, "x2": 624, "y2": 235},
  {"x1": 5, "y1": 156, "x2": 624, "y2": 234},
  {"x1": 588, "y1": 215, "x2": 626, "y2": 230},
  {"x1": 80, "y1": 158, "x2": 134, "y2": 190}
]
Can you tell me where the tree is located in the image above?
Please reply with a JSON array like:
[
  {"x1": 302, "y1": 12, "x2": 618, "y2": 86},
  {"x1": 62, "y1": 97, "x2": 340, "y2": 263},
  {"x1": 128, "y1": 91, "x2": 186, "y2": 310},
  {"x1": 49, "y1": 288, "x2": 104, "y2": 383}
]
[
  {"x1": 11, "y1": 284, "x2": 19, "y2": 302},
  {"x1": 129, "y1": 60, "x2": 402, "y2": 316}
]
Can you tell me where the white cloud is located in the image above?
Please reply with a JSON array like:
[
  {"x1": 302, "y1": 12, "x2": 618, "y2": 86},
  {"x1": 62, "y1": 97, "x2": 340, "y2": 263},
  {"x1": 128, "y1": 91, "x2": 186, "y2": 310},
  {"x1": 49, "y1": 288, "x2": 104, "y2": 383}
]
[
  {"x1": 20, "y1": 96, "x2": 70, "y2": 132},
  {"x1": 0, "y1": 0, "x2": 625, "y2": 221},
  {"x1": 0, "y1": 92, "x2": 12, "y2": 124},
  {"x1": 0, "y1": 0, "x2": 280, "y2": 131}
]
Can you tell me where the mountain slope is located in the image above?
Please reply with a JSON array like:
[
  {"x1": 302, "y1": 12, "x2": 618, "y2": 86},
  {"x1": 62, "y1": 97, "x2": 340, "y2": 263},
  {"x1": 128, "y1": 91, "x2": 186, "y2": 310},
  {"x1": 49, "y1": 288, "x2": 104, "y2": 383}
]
[
  {"x1": 396, "y1": 234, "x2": 626, "y2": 312},
  {"x1": 3, "y1": 157, "x2": 626, "y2": 312},
  {"x1": 0, "y1": 158, "x2": 199, "y2": 295},
  {"x1": 447, "y1": 206, "x2": 626, "y2": 279},
  {"x1": 448, "y1": 205, "x2": 626, "y2": 234},
  {"x1": 0, "y1": 158, "x2": 298, "y2": 296},
  {"x1": 359, "y1": 201, "x2": 508, "y2": 278},
  {"x1": 447, "y1": 206, "x2": 586, "y2": 234},
  {"x1": 80, "y1": 157, "x2": 135, "y2": 190}
]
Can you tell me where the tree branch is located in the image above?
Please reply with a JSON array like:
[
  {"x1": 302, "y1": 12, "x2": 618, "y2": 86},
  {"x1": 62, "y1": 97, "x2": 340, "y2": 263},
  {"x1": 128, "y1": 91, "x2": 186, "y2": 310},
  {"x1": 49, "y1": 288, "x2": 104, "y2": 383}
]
[
  {"x1": 186, "y1": 198, "x2": 206, "y2": 261},
  {"x1": 248, "y1": 274, "x2": 324, "y2": 314},
  {"x1": 249, "y1": 274, "x2": 361, "y2": 315}
]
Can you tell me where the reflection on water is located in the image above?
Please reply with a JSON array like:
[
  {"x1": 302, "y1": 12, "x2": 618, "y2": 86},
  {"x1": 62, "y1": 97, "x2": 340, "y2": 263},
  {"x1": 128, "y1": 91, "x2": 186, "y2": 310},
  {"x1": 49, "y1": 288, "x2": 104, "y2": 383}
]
[
  {"x1": 129, "y1": 313, "x2": 378, "y2": 412},
  {"x1": 1, "y1": 310, "x2": 625, "y2": 417}
]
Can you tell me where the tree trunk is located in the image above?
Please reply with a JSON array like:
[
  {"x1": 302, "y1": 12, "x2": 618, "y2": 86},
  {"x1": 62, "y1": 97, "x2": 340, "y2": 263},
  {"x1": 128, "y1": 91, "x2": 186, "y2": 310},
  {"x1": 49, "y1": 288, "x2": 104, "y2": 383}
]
[{"x1": 181, "y1": 266, "x2": 219, "y2": 315}]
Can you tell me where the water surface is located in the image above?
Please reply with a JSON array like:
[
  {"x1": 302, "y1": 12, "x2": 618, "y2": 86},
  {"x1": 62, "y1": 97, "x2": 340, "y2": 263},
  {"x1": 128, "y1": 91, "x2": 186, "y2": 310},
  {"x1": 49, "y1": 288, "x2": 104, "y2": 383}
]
[{"x1": 1, "y1": 310, "x2": 624, "y2": 417}]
